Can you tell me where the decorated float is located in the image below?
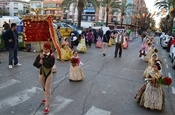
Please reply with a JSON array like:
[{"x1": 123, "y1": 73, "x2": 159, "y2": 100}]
[{"x1": 22, "y1": 8, "x2": 62, "y2": 60}]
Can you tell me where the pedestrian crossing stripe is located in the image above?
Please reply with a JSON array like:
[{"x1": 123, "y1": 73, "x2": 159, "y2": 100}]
[
  {"x1": 0, "y1": 87, "x2": 36, "y2": 111},
  {"x1": 34, "y1": 95, "x2": 73, "y2": 115},
  {"x1": 85, "y1": 106, "x2": 111, "y2": 115},
  {"x1": 0, "y1": 79, "x2": 20, "y2": 90}
]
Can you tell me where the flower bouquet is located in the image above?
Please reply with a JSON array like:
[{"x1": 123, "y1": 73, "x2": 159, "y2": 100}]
[
  {"x1": 158, "y1": 77, "x2": 172, "y2": 86},
  {"x1": 70, "y1": 57, "x2": 78, "y2": 67}
]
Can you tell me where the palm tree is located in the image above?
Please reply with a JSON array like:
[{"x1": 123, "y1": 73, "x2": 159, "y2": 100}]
[
  {"x1": 111, "y1": 0, "x2": 134, "y2": 28},
  {"x1": 100, "y1": 0, "x2": 120, "y2": 27},
  {"x1": 61, "y1": 0, "x2": 99, "y2": 29},
  {"x1": 154, "y1": 0, "x2": 175, "y2": 35}
]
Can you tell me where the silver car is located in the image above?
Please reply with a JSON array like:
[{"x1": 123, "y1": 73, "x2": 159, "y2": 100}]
[{"x1": 160, "y1": 35, "x2": 170, "y2": 48}]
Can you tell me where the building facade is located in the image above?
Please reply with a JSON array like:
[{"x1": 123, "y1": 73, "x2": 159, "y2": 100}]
[
  {"x1": 42, "y1": 0, "x2": 63, "y2": 20},
  {"x1": 0, "y1": 0, "x2": 147, "y2": 27},
  {"x1": 0, "y1": 0, "x2": 30, "y2": 17}
]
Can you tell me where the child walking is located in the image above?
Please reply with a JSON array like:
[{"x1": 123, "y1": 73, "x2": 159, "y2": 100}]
[
  {"x1": 33, "y1": 42, "x2": 55, "y2": 114},
  {"x1": 69, "y1": 51, "x2": 84, "y2": 81}
]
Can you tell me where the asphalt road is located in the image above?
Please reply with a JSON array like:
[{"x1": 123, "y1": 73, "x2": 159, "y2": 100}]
[{"x1": 0, "y1": 36, "x2": 174, "y2": 115}]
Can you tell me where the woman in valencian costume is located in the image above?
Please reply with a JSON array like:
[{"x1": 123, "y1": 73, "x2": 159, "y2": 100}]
[
  {"x1": 76, "y1": 34, "x2": 87, "y2": 53},
  {"x1": 145, "y1": 43, "x2": 158, "y2": 62},
  {"x1": 33, "y1": 42, "x2": 55, "y2": 114},
  {"x1": 143, "y1": 54, "x2": 158, "y2": 78},
  {"x1": 123, "y1": 34, "x2": 129, "y2": 49},
  {"x1": 135, "y1": 62, "x2": 164, "y2": 110},
  {"x1": 69, "y1": 51, "x2": 84, "y2": 81},
  {"x1": 58, "y1": 38, "x2": 72, "y2": 61}
]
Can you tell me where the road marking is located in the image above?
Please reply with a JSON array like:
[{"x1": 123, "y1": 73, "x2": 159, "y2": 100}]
[
  {"x1": 35, "y1": 87, "x2": 43, "y2": 91},
  {"x1": 35, "y1": 95, "x2": 73, "y2": 115},
  {"x1": 0, "y1": 87, "x2": 36, "y2": 110},
  {"x1": 166, "y1": 64, "x2": 169, "y2": 69},
  {"x1": 0, "y1": 79, "x2": 20, "y2": 90},
  {"x1": 172, "y1": 87, "x2": 175, "y2": 94},
  {"x1": 82, "y1": 65, "x2": 90, "y2": 69},
  {"x1": 52, "y1": 77, "x2": 66, "y2": 85},
  {"x1": 164, "y1": 59, "x2": 167, "y2": 62},
  {"x1": 168, "y1": 73, "x2": 172, "y2": 79},
  {"x1": 85, "y1": 106, "x2": 111, "y2": 115}
]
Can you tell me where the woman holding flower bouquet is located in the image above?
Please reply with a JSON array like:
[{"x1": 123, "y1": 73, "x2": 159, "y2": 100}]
[
  {"x1": 135, "y1": 62, "x2": 165, "y2": 110},
  {"x1": 69, "y1": 51, "x2": 84, "y2": 81}
]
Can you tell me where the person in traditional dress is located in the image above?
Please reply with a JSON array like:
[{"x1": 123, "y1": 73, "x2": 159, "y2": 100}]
[
  {"x1": 58, "y1": 38, "x2": 72, "y2": 61},
  {"x1": 143, "y1": 54, "x2": 158, "y2": 78},
  {"x1": 135, "y1": 62, "x2": 164, "y2": 110},
  {"x1": 69, "y1": 51, "x2": 84, "y2": 81},
  {"x1": 108, "y1": 32, "x2": 113, "y2": 47},
  {"x1": 96, "y1": 34, "x2": 102, "y2": 48},
  {"x1": 76, "y1": 34, "x2": 87, "y2": 53},
  {"x1": 123, "y1": 34, "x2": 129, "y2": 49},
  {"x1": 33, "y1": 42, "x2": 55, "y2": 114},
  {"x1": 87, "y1": 29, "x2": 94, "y2": 48},
  {"x1": 145, "y1": 43, "x2": 155, "y2": 62}
]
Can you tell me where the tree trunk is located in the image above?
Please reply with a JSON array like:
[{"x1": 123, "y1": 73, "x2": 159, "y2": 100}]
[
  {"x1": 106, "y1": 7, "x2": 109, "y2": 27},
  {"x1": 120, "y1": 14, "x2": 123, "y2": 28},
  {"x1": 77, "y1": 2, "x2": 84, "y2": 29},
  {"x1": 169, "y1": 10, "x2": 175, "y2": 35}
]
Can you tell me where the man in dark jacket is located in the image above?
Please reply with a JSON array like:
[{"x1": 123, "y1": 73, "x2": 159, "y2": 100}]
[
  {"x1": 114, "y1": 31, "x2": 124, "y2": 58},
  {"x1": 2, "y1": 23, "x2": 21, "y2": 68}
]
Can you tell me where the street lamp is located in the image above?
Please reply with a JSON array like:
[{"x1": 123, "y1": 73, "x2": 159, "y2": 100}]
[{"x1": 65, "y1": 9, "x2": 69, "y2": 23}]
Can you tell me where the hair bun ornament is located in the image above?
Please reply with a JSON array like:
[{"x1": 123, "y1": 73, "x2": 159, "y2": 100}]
[{"x1": 155, "y1": 62, "x2": 161, "y2": 70}]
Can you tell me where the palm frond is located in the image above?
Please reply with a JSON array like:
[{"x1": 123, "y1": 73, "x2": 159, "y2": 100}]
[{"x1": 61, "y1": 0, "x2": 75, "y2": 10}]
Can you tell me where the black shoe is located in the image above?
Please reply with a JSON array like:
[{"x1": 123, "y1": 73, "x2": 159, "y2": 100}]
[
  {"x1": 114, "y1": 56, "x2": 117, "y2": 58},
  {"x1": 119, "y1": 55, "x2": 121, "y2": 57},
  {"x1": 103, "y1": 53, "x2": 106, "y2": 56}
]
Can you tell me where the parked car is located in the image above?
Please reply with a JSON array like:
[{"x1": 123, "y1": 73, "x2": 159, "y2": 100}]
[
  {"x1": 159, "y1": 32, "x2": 165, "y2": 44},
  {"x1": 54, "y1": 22, "x2": 82, "y2": 36},
  {"x1": 160, "y1": 35, "x2": 170, "y2": 48},
  {"x1": 169, "y1": 44, "x2": 175, "y2": 62},
  {"x1": 172, "y1": 55, "x2": 175, "y2": 69}
]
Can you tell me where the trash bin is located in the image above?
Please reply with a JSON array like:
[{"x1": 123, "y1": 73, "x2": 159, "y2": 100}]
[{"x1": 18, "y1": 32, "x2": 25, "y2": 49}]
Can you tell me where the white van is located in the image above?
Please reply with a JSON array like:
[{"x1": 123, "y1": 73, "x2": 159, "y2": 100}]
[{"x1": 0, "y1": 16, "x2": 21, "y2": 28}]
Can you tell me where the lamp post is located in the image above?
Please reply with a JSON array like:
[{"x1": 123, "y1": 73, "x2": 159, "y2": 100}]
[{"x1": 65, "y1": 9, "x2": 69, "y2": 24}]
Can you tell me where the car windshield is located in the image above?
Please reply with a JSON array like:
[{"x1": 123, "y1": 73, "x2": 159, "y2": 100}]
[{"x1": 62, "y1": 23, "x2": 69, "y2": 27}]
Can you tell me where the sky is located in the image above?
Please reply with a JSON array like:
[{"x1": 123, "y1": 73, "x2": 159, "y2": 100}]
[
  {"x1": 145, "y1": 0, "x2": 160, "y2": 28},
  {"x1": 145, "y1": 0, "x2": 157, "y2": 13}
]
